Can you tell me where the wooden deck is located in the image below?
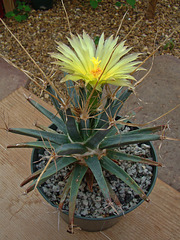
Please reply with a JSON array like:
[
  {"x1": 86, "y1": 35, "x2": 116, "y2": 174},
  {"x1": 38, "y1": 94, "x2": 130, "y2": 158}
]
[{"x1": 0, "y1": 87, "x2": 179, "y2": 240}]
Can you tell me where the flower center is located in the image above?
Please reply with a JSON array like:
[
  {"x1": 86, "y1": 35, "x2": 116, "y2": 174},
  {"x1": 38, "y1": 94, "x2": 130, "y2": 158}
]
[{"x1": 90, "y1": 57, "x2": 102, "y2": 78}]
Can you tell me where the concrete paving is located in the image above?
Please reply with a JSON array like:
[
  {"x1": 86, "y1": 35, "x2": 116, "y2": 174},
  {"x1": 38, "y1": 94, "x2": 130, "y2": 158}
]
[
  {"x1": 0, "y1": 57, "x2": 29, "y2": 100},
  {"x1": 0, "y1": 55, "x2": 179, "y2": 191},
  {"x1": 125, "y1": 55, "x2": 180, "y2": 191}
]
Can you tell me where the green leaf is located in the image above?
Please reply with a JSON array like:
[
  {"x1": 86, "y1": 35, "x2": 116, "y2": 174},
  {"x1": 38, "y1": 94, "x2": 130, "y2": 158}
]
[
  {"x1": 56, "y1": 143, "x2": 87, "y2": 155},
  {"x1": 21, "y1": 169, "x2": 43, "y2": 187},
  {"x1": 97, "y1": 89, "x2": 132, "y2": 129},
  {"x1": 106, "y1": 122, "x2": 165, "y2": 138},
  {"x1": 115, "y1": 1, "x2": 121, "y2": 7},
  {"x1": 14, "y1": 15, "x2": 23, "y2": 22},
  {"x1": 107, "y1": 150, "x2": 162, "y2": 166},
  {"x1": 127, "y1": 125, "x2": 166, "y2": 135},
  {"x1": 105, "y1": 178, "x2": 122, "y2": 206},
  {"x1": 111, "y1": 89, "x2": 132, "y2": 115},
  {"x1": 24, "y1": 157, "x2": 77, "y2": 192},
  {"x1": 106, "y1": 122, "x2": 123, "y2": 136},
  {"x1": 35, "y1": 124, "x2": 58, "y2": 134},
  {"x1": 126, "y1": 0, "x2": 136, "y2": 8},
  {"x1": 7, "y1": 140, "x2": 59, "y2": 150},
  {"x1": 27, "y1": 98, "x2": 67, "y2": 134},
  {"x1": 79, "y1": 119, "x2": 91, "y2": 140},
  {"x1": 86, "y1": 85, "x2": 101, "y2": 114},
  {"x1": 79, "y1": 87, "x2": 87, "y2": 109},
  {"x1": 169, "y1": 41, "x2": 174, "y2": 50},
  {"x1": 163, "y1": 43, "x2": 169, "y2": 50},
  {"x1": 94, "y1": 36, "x2": 100, "y2": 45},
  {"x1": 101, "y1": 156, "x2": 149, "y2": 201},
  {"x1": 25, "y1": 180, "x2": 36, "y2": 193},
  {"x1": 85, "y1": 156, "x2": 111, "y2": 201},
  {"x1": 85, "y1": 122, "x2": 111, "y2": 149},
  {"x1": 46, "y1": 85, "x2": 65, "y2": 121},
  {"x1": 66, "y1": 108, "x2": 83, "y2": 142},
  {"x1": 163, "y1": 39, "x2": 174, "y2": 50},
  {"x1": 99, "y1": 133, "x2": 160, "y2": 149},
  {"x1": 24, "y1": 5, "x2": 31, "y2": 12},
  {"x1": 17, "y1": 4, "x2": 24, "y2": 10},
  {"x1": 69, "y1": 165, "x2": 88, "y2": 231},
  {"x1": 90, "y1": 0, "x2": 98, "y2": 8},
  {"x1": 59, "y1": 172, "x2": 73, "y2": 209},
  {"x1": 66, "y1": 80, "x2": 79, "y2": 108},
  {"x1": 8, "y1": 128, "x2": 70, "y2": 145},
  {"x1": 20, "y1": 14, "x2": 28, "y2": 21},
  {"x1": 13, "y1": 9, "x2": 19, "y2": 15},
  {"x1": 5, "y1": 11, "x2": 15, "y2": 18},
  {"x1": 21, "y1": 155, "x2": 70, "y2": 187},
  {"x1": 114, "y1": 87, "x2": 124, "y2": 100},
  {"x1": 38, "y1": 157, "x2": 77, "y2": 185}
]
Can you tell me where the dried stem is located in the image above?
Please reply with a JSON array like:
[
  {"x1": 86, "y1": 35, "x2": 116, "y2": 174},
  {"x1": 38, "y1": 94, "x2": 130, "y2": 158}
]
[
  {"x1": 60, "y1": 0, "x2": 72, "y2": 35},
  {"x1": 122, "y1": 15, "x2": 144, "y2": 41},
  {"x1": 134, "y1": 27, "x2": 158, "y2": 87},
  {"x1": 115, "y1": 10, "x2": 128, "y2": 38}
]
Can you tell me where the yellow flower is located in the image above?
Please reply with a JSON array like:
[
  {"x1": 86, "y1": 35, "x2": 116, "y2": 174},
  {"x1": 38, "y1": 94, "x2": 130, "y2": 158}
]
[{"x1": 51, "y1": 32, "x2": 142, "y2": 91}]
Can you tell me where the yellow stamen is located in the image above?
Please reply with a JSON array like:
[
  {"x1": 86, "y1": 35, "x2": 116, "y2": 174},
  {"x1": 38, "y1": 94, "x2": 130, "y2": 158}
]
[
  {"x1": 91, "y1": 57, "x2": 101, "y2": 68},
  {"x1": 90, "y1": 57, "x2": 102, "y2": 78}
]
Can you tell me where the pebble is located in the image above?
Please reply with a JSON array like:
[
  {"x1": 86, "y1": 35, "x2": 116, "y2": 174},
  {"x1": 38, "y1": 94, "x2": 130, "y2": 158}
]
[
  {"x1": 146, "y1": 165, "x2": 153, "y2": 171},
  {"x1": 44, "y1": 93, "x2": 49, "y2": 99},
  {"x1": 81, "y1": 209, "x2": 88, "y2": 216},
  {"x1": 82, "y1": 200, "x2": 89, "y2": 206},
  {"x1": 58, "y1": 181, "x2": 65, "y2": 187},
  {"x1": 143, "y1": 46, "x2": 149, "y2": 52},
  {"x1": 95, "y1": 202, "x2": 101, "y2": 208},
  {"x1": 52, "y1": 185, "x2": 59, "y2": 192},
  {"x1": 95, "y1": 196, "x2": 101, "y2": 201}
]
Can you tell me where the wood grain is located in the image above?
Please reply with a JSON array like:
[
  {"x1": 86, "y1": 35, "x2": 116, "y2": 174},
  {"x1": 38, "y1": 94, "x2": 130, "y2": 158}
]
[
  {"x1": 0, "y1": 87, "x2": 179, "y2": 240},
  {"x1": 2, "y1": 0, "x2": 15, "y2": 13}
]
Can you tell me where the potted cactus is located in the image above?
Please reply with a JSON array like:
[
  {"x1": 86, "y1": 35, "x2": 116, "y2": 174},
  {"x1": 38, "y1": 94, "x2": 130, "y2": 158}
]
[{"x1": 8, "y1": 32, "x2": 165, "y2": 233}]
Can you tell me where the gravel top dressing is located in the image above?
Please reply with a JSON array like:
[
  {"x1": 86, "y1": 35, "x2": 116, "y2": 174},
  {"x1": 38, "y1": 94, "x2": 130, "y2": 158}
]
[{"x1": 33, "y1": 126, "x2": 155, "y2": 218}]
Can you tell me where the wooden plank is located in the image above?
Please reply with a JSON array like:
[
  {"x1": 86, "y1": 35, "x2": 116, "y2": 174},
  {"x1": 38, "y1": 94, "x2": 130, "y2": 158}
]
[
  {"x1": 146, "y1": 0, "x2": 158, "y2": 19},
  {"x1": 0, "y1": 87, "x2": 180, "y2": 240},
  {"x1": 2, "y1": 0, "x2": 15, "y2": 13}
]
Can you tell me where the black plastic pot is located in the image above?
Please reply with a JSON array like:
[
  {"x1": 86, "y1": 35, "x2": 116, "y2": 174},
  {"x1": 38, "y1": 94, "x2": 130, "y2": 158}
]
[
  {"x1": 31, "y1": 126, "x2": 158, "y2": 232},
  {"x1": 32, "y1": 0, "x2": 53, "y2": 10}
]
